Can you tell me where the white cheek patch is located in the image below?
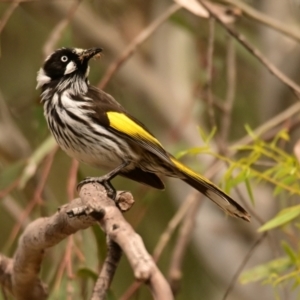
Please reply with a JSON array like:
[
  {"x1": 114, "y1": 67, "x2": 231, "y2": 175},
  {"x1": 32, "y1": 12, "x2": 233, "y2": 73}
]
[
  {"x1": 36, "y1": 68, "x2": 51, "y2": 89},
  {"x1": 64, "y1": 61, "x2": 77, "y2": 75}
]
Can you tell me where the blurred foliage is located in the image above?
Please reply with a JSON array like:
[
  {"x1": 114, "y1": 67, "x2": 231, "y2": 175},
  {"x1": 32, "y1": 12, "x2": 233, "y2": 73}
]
[
  {"x1": 179, "y1": 125, "x2": 300, "y2": 296},
  {"x1": 1, "y1": 0, "x2": 300, "y2": 300}
]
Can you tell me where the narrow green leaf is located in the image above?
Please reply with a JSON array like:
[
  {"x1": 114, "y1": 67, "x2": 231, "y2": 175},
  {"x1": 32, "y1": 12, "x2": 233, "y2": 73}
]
[
  {"x1": 91, "y1": 224, "x2": 106, "y2": 261},
  {"x1": 19, "y1": 136, "x2": 57, "y2": 188},
  {"x1": 258, "y1": 205, "x2": 300, "y2": 232},
  {"x1": 245, "y1": 177, "x2": 255, "y2": 205},
  {"x1": 176, "y1": 146, "x2": 211, "y2": 159},
  {"x1": 0, "y1": 160, "x2": 25, "y2": 190},
  {"x1": 205, "y1": 126, "x2": 217, "y2": 144},
  {"x1": 281, "y1": 241, "x2": 298, "y2": 264},
  {"x1": 198, "y1": 126, "x2": 208, "y2": 143},
  {"x1": 244, "y1": 124, "x2": 257, "y2": 140},
  {"x1": 240, "y1": 257, "x2": 291, "y2": 284},
  {"x1": 77, "y1": 268, "x2": 98, "y2": 282}
]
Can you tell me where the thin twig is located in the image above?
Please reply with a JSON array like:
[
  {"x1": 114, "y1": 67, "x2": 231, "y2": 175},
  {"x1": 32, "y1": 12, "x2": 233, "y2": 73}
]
[
  {"x1": 32, "y1": 145, "x2": 59, "y2": 205},
  {"x1": 0, "y1": 177, "x2": 20, "y2": 200},
  {"x1": 205, "y1": 17, "x2": 217, "y2": 129},
  {"x1": 220, "y1": 0, "x2": 300, "y2": 43},
  {"x1": 168, "y1": 194, "x2": 202, "y2": 295},
  {"x1": 222, "y1": 233, "x2": 267, "y2": 300},
  {"x1": 219, "y1": 35, "x2": 236, "y2": 151},
  {"x1": 120, "y1": 193, "x2": 195, "y2": 300},
  {"x1": 43, "y1": 0, "x2": 82, "y2": 58},
  {"x1": 234, "y1": 102, "x2": 300, "y2": 147},
  {"x1": 98, "y1": 3, "x2": 181, "y2": 89},
  {"x1": 153, "y1": 192, "x2": 197, "y2": 260},
  {"x1": 197, "y1": 0, "x2": 300, "y2": 98},
  {"x1": 0, "y1": 0, "x2": 20, "y2": 35},
  {"x1": 7, "y1": 147, "x2": 58, "y2": 247},
  {"x1": 67, "y1": 159, "x2": 79, "y2": 202}
]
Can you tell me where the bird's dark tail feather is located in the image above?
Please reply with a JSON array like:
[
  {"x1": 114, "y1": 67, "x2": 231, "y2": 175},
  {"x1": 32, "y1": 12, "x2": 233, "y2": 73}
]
[{"x1": 170, "y1": 157, "x2": 251, "y2": 222}]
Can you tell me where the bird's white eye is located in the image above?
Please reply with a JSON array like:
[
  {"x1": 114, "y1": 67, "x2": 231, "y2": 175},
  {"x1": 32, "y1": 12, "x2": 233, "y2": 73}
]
[{"x1": 61, "y1": 56, "x2": 68, "y2": 62}]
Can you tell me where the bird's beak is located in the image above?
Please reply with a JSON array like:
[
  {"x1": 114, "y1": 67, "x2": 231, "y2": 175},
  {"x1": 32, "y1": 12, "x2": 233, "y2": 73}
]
[{"x1": 80, "y1": 47, "x2": 103, "y2": 61}]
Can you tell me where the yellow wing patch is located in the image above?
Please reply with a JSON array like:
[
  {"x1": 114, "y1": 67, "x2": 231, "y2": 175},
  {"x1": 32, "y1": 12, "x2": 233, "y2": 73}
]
[
  {"x1": 170, "y1": 157, "x2": 215, "y2": 185},
  {"x1": 107, "y1": 112, "x2": 162, "y2": 147}
]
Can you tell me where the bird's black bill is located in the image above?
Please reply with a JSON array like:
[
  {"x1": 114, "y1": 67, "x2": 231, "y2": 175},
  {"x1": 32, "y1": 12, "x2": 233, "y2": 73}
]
[{"x1": 81, "y1": 47, "x2": 103, "y2": 61}]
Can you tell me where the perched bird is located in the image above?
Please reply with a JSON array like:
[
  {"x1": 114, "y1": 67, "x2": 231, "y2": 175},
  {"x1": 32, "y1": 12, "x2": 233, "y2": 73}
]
[{"x1": 37, "y1": 47, "x2": 250, "y2": 222}]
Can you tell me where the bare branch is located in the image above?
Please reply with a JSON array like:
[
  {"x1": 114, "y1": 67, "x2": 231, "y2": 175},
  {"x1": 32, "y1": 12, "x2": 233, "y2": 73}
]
[
  {"x1": 222, "y1": 233, "x2": 267, "y2": 300},
  {"x1": 42, "y1": 0, "x2": 82, "y2": 58},
  {"x1": 79, "y1": 184, "x2": 173, "y2": 300},
  {"x1": 168, "y1": 193, "x2": 201, "y2": 294},
  {"x1": 219, "y1": 35, "x2": 236, "y2": 151},
  {"x1": 0, "y1": 0, "x2": 20, "y2": 35},
  {"x1": 220, "y1": 0, "x2": 300, "y2": 43},
  {"x1": 197, "y1": 0, "x2": 300, "y2": 98},
  {"x1": 1, "y1": 184, "x2": 173, "y2": 300},
  {"x1": 205, "y1": 17, "x2": 217, "y2": 129},
  {"x1": 98, "y1": 3, "x2": 181, "y2": 89},
  {"x1": 91, "y1": 238, "x2": 122, "y2": 300}
]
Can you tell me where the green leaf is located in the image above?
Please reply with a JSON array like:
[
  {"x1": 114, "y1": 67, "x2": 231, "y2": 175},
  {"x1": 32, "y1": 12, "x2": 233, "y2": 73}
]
[
  {"x1": 245, "y1": 177, "x2": 255, "y2": 205},
  {"x1": 77, "y1": 268, "x2": 98, "y2": 282},
  {"x1": 244, "y1": 124, "x2": 257, "y2": 140},
  {"x1": 258, "y1": 205, "x2": 300, "y2": 232},
  {"x1": 0, "y1": 160, "x2": 25, "y2": 190},
  {"x1": 19, "y1": 136, "x2": 57, "y2": 188},
  {"x1": 197, "y1": 126, "x2": 217, "y2": 144},
  {"x1": 281, "y1": 241, "x2": 298, "y2": 264},
  {"x1": 240, "y1": 257, "x2": 291, "y2": 284},
  {"x1": 205, "y1": 126, "x2": 217, "y2": 144},
  {"x1": 91, "y1": 224, "x2": 107, "y2": 261},
  {"x1": 175, "y1": 146, "x2": 210, "y2": 160}
]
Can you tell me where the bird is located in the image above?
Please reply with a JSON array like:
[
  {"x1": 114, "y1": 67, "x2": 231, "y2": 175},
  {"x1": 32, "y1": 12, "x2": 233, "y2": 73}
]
[{"x1": 36, "y1": 47, "x2": 250, "y2": 222}]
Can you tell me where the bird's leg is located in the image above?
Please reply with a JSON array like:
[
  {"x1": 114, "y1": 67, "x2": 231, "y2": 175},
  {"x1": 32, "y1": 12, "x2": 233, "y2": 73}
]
[{"x1": 77, "y1": 161, "x2": 129, "y2": 199}]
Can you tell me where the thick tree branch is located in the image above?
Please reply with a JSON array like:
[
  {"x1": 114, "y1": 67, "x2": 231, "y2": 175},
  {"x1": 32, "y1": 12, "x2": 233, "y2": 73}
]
[{"x1": 0, "y1": 183, "x2": 173, "y2": 300}]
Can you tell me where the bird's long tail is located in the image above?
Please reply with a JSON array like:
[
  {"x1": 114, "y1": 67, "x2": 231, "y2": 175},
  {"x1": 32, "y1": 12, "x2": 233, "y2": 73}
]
[{"x1": 170, "y1": 157, "x2": 251, "y2": 222}]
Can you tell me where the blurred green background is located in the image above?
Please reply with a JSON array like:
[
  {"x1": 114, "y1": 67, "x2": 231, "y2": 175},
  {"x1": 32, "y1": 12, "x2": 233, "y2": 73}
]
[{"x1": 1, "y1": 0, "x2": 300, "y2": 299}]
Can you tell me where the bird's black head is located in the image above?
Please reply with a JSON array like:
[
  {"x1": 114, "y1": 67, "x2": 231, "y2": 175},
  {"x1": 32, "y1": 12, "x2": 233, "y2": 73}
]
[{"x1": 36, "y1": 47, "x2": 102, "y2": 89}]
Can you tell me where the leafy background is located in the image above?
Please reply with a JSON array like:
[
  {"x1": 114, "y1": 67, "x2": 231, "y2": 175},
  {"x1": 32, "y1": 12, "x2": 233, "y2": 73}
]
[{"x1": 1, "y1": 0, "x2": 300, "y2": 299}]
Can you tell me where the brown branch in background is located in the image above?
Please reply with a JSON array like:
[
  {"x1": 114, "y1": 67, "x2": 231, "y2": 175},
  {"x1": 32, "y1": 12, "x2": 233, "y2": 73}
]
[
  {"x1": 168, "y1": 193, "x2": 201, "y2": 294},
  {"x1": 197, "y1": 0, "x2": 300, "y2": 98},
  {"x1": 120, "y1": 191, "x2": 196, "y2": 300},
  {"x1": 91, "y1": 238, "x2": 122, "y2": 300},
  {"x1": 7, "y1": 146, "x2": 58, "y2": 247},
  {"x1": 67, "y1": 159, "x2": 79, "y2": 202},
  {"x1": 32, "y1": 145, "x2": 58, "y2": 205},
  {"x1": 222, "y1": 233, "x2": 267, "y2": 300},
  {"x1": 121, "y1": 159, "x2": 223, "y2": 299},
  {"x1": 219, "y1": 35, "x2": 236, "y2": 153},
  {"x1": 98, "y1": 3, "x2": 181, "y2": 89},
  {"x1": 234, "y1": 102, "x2": 300, "y2": 147},
  {"x1": 0, "y1": 0, "x2": 20, "y2": 35},
  {"x1": 220, "y1": 0, "x2": 300, "y2": 43},
  {"x1": 205, "y1": 17, "x2": 217, "y2": 129},
  {"x1": 42, "y1": 0, "x2": 82, "y2": 58},
  {"x1": 0, "y1": 177, "x2": 20, "y2": 200}
]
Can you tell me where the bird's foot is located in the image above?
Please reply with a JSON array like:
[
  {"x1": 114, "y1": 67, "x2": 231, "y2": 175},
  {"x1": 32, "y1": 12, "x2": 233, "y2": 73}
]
[
  {"x1": 77, "y1": 161, "x2": 129, "y2": 200},
  {"x1": 77, "y1": 176, "x2": 116, "y2": 199}
]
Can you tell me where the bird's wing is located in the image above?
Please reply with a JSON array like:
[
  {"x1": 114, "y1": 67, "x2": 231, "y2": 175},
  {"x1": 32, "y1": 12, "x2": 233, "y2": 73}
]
[
  {"x1": 107, "y1": 111, "x2": 169, "y2": 157},
  {"x1": 87, "y1": 87, "x2": 173, "y2": 164}
]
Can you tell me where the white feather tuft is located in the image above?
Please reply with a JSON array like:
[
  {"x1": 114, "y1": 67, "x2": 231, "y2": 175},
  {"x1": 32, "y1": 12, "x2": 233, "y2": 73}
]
[{"x1": 36, "y1": 68, "x2": 51, "y2": 89}]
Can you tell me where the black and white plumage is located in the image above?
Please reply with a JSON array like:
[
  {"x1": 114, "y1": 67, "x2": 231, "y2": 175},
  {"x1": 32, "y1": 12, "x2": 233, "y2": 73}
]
[{"x1": 37, "y1": 47, "x2": 250, "y2": 222}]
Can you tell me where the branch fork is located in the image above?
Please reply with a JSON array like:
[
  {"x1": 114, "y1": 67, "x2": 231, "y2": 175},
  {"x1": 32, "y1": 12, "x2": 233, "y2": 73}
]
[{"x1": 0, "y1": 183, "x2": 173, "y2": 300}]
